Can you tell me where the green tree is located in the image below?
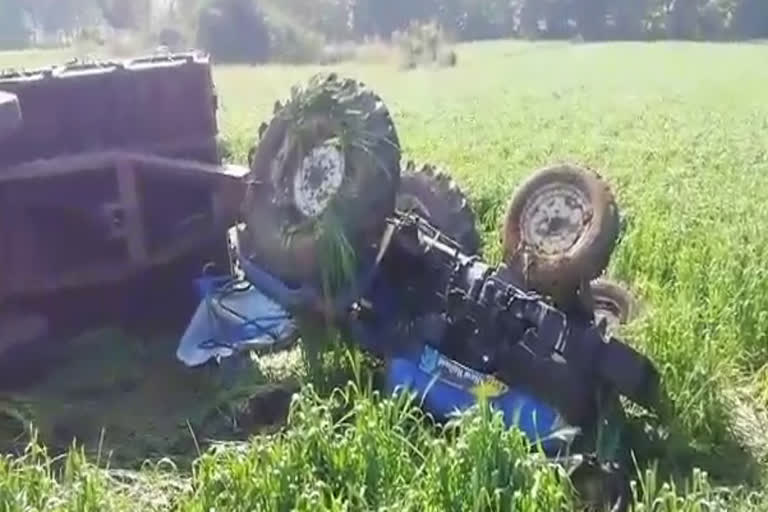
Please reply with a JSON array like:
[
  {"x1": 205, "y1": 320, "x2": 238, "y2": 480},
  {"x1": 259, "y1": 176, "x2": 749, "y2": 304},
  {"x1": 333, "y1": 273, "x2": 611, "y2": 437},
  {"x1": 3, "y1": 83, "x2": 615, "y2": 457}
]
[
  {"x1": 545, "y1": 0, "x2": 577, "y2": 38},
  {"x1": 514, "y1": 0, "x2": 545, "y2": 38},
  {"x1": 667, "y1": 0, "x2": 700, "y2": 38},
  {"x1": 353, "y1": 0, "x2": 439, "y2": 37},
  {"x1": 97, "y1": 0, "x2": 151, "y2": 30},
  {"x1": 609, "y1": 0, "x2": 652, "y2": 39},
  {"x1": 277, "y1": 0, "x2": 354, "y2": 41},
  {"x1": 25, "y1": 0, "x2": 102, "y2": 34},
  {"x1": 697, "y1": 0, "x2": 735, "y2": 38},
  {"x1": 196, "y1": 0, "x2": 270, "y2": 62},
  {"x1": 0, "y1": 0, "x2": 31, "y2": 49},
  {"x1": 732, "y1": 0, "x2": 768, "y2": 37}
]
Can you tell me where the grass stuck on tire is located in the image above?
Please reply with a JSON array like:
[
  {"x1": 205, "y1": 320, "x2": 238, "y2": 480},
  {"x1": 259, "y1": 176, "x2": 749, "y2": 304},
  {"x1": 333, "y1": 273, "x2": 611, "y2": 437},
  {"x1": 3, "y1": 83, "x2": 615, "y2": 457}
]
[{"x1": 241, "y1": 73, "x2": 401, "y2": 301}]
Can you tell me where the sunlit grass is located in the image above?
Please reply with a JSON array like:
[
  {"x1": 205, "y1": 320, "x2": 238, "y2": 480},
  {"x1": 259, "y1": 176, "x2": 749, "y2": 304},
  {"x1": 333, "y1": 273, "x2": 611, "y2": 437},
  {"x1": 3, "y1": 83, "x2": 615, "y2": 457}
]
[{"x1": 3, "y1": 387, "x2": 760, "y2": 511}]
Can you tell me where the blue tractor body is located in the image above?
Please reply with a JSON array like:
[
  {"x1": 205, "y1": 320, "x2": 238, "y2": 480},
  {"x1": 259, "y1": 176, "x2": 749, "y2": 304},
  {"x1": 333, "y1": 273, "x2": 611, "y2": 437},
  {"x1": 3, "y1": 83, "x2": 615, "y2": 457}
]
[{"x1": 178, "y1": 222, "x2": 586, "y2": 456}]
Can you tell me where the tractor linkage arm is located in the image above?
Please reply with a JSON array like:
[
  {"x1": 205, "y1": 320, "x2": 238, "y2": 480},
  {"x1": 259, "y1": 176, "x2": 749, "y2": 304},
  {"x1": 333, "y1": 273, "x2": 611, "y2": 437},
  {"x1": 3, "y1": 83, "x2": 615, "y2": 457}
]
[{"x1": 381, "y1": 214, "x2": 660, "y2": 422}]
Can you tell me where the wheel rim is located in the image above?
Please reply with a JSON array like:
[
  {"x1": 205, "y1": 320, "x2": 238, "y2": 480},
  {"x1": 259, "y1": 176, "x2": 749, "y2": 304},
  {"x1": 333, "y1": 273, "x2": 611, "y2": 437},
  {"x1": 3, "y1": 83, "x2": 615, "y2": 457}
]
[
  {"x1": 593, "y1": 298, "x2": 624, "y2": 332},
  {"x1": 396, "y1": 193, "x2": 431, "y2": 219},
  {"x1": 292, "y1": 143, "x2": 345, "y2": 218},
  {"x1": 520, "y1": 183, "x2": 591, "y2": 257}
]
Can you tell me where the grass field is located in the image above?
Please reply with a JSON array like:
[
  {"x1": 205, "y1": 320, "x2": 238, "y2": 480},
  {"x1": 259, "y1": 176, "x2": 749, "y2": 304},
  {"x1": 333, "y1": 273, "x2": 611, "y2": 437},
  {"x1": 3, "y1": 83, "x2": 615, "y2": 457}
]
[{"x1": 3, "y1": 40, "x2": 768, "y2": 509}]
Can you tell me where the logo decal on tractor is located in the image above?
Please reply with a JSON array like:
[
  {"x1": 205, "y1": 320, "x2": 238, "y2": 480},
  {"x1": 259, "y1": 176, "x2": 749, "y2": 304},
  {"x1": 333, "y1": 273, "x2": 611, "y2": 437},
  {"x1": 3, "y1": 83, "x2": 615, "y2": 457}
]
[{"x1": 419, "y1": 346, "x2": 508, "y2": 397}]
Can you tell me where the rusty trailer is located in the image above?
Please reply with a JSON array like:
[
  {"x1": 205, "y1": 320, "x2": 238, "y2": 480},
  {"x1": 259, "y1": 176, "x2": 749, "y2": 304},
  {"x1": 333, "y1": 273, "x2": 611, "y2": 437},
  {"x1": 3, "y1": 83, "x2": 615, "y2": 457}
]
[{"x1": 0, "y1": 52, "x2": 248, "y2": 359}]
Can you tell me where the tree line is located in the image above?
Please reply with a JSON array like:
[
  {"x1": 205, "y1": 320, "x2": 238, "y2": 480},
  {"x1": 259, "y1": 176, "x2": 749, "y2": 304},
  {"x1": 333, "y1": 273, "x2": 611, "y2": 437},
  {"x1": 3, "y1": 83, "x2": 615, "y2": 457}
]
[
  {"x1": 295, "y1": 0, "x2": 768, "y2": 42},
  {"x1": 1, "y1": 0, "x2": 766, "y2": 53}
]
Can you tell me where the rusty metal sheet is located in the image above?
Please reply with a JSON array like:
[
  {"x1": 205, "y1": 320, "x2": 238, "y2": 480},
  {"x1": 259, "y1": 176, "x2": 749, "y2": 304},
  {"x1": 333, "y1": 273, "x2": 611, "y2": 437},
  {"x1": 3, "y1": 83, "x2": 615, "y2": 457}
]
[{"x1": 0, "y1": 153, "x2": 248, "y2": 301}]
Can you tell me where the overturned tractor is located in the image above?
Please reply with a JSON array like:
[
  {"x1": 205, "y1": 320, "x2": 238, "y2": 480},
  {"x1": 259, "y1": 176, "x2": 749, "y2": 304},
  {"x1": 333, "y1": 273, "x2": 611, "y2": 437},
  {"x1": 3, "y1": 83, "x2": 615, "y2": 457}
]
[
  {"x1": 0, "y1": 50, "x2": 657, "y2": 511},
  {"x1": 179, "y1": 73, "x2": 658, "y2": 511}
]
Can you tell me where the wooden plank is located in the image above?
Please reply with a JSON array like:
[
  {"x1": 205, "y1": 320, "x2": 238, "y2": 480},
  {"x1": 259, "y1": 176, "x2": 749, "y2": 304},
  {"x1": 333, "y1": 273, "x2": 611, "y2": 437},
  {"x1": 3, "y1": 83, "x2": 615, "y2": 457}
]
[
  {"x1": 0, "y1": 231, "x2": 221, "y2": 301},
  {"x1": 0, "y1": 188, "x2": 48, "y2": 300},
  {"x1": 0, "y1": 148, "x2": 248, "y2": 301},
  {"x1": 0, "y1": 147, "x2": 248, "y2": 183},
  {"x1": 0, "y1": 186, "x2": 8, "y2": 298},
  {"x1": 116, "y1": 158, "x2": 148, "y2": 263}
]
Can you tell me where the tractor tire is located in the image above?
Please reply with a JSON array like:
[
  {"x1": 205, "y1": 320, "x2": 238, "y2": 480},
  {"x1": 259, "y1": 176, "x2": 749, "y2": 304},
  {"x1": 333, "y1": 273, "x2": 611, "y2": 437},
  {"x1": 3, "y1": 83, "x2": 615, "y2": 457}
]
[
  {"x1": 240, "y1": 73, "x2": 401, "y2": 287},
  {"x1": 396, "y1": 160, "x2": 481, "y2": 255},
  {"x1": 590, "y1": 278, "x2": 638, "y2": 334},
  {"x1": 570, "y1": 457, "x2": 631, "y2": 512},
  {"x1": 0, "y1": 91, "x2": 21, "y2": 139},
  {"x1": 502, "y1": 163, "x2": 619, "y2": 298}
]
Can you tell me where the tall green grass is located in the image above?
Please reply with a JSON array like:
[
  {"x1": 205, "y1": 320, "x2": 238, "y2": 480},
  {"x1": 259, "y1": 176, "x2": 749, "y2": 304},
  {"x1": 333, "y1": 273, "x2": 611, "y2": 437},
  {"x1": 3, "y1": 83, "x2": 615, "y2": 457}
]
[{"x1": 2, "y1": 384, "x2": 762, "y2": 511}]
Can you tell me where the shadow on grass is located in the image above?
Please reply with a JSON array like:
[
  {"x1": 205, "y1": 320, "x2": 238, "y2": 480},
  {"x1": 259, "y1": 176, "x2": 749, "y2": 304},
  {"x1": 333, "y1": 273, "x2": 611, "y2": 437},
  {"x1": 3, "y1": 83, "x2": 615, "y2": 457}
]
[
  {"x1": 0, "y1": 325, "x2": 303, "y2": 471},
  {"x1": 621, "y1": 389, "x2": 764, "y2": 490}
]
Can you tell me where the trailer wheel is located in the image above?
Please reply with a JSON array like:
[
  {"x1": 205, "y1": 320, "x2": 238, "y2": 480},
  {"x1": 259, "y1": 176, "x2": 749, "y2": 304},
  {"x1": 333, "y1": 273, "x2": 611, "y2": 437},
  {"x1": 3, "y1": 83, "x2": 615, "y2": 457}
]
[
  {"x1": 590, "y1": 279, "x2": 638, "y2": 333},
  {"x1": 240, "y1": 73, "x2": 401, "y2": 287},
  {"x1": 397, "y1": 160, "x2": 481, "y2": 255},
  {"x1": 503, "y1": 164, "x2": 619, "y2": 298}
]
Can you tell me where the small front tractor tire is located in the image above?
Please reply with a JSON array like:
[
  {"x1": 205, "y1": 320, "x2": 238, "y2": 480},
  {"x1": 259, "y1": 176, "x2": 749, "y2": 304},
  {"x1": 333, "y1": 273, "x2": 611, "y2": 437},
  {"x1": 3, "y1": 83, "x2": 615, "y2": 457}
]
[
  {"x1": 397, "y1": 160, "x2": 481, "y2": 255},
  {"x1": 503, "y1": 163, "x2": 620, "y2": 299}
]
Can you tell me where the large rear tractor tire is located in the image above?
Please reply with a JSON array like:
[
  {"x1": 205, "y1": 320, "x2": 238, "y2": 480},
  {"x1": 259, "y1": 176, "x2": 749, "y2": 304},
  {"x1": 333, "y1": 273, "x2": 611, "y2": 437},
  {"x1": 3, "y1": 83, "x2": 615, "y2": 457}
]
[
  {"x1": 239, "y1": 74, "x2": 401, "y2": 290},
  {"x1": 396, "y1": 160, "x2": 481, "y2": 255},
  {"x1": 502, "y1": 164, "x2": 620, "y2": 299}
]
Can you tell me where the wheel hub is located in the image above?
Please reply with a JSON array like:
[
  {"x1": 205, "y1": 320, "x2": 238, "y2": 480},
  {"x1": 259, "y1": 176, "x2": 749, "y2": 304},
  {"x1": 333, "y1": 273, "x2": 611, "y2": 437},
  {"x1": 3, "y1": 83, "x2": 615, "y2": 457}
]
[
  {"x1": 293, "y1": 143, "x2": 345, "y2": 218},
  {"x1": 521, "y1": 183, "x2": 591, "y2": 256},
  {"x1": 594, "y1": 299, "x2": 622, "y2": 332},
  {"x1": 396, "y1": 193, "x2": 431, "y2": 219}
]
